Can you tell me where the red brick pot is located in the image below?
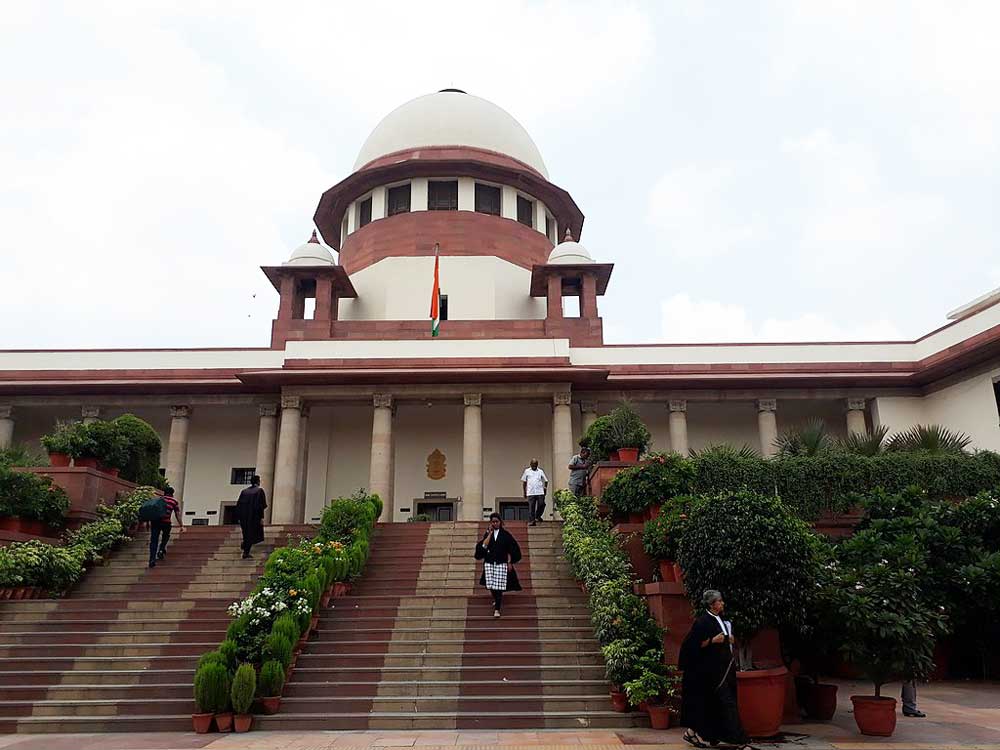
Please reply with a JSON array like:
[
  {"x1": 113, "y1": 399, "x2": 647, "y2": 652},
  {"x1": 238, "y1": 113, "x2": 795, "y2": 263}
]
[
  {"x1": 258, "y1": 696, "x2": 281, "y2": 714},
  {"x1": 233, "y1": 714, "x2": 253, "y2": 732},
  {"x1": 851, "y1": 695, "x2": 896, "y2": 737},
  {"x1": 618, "y1": 447, "x2": 640, "y2": 463},
  {"x1": 609, "y1": 689, "x2": 629, "y2": 713},
  {"x1": 804, "y1": 682, "x2": 838, "y2": 721},
  {"x1": 647, "y1": 703, "x2": 672, "y2": 729},
  {"x1": 214, "y1": 711, "x2": 233, "y2": 733},
  {"x1": 74, "y1": 456, "x2": 99, "y2": 469},
  {"x1": 48, "y1": 452, "x2": 71, "y2": 467},
  {"x1": 657, "y1": 560, "x2": 678, "y2": 582},
  {"x1": 737, "y1": 666, "x2": 788, "y2": 738},
  {"x1": 192, "y1": 713, "x2": 214, "y2": 733}
]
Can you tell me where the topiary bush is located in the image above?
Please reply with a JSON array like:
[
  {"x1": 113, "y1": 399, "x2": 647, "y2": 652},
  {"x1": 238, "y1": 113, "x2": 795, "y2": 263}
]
[
  {"x1": 230, "y1": 663, "x2": 257, "y2": 715},
  {"x1": 112, "y1": 414, "x2": 166, "y2": 488},
  {"x1": 677, "y1": 490, "x2": 820, "y2": 668},
  {"x1": 265, "y1": 633, "x2": 293, "y2": 668},
  {"x1": 193, "y1": 662, "x2": 231, "y2": 714},
  {"x1": 258, "y1": 659, "x2": 285, "y2": 697},
  {"x1": 197, "y1": 651, "x2": 228, "y2": 671},
  {"x1": 271, "y1": 613, "x2": 299, "y2": 646},
  {"x1": 218, "y1": 639, "x2": 238, "y2": 672},
  {"x1": 581, "y1": 415, "x2": 617, "y2": 462}
]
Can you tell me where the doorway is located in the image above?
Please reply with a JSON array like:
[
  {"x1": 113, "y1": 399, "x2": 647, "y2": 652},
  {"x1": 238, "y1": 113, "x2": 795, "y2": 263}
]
[
  {"x1": 415, "y1": 501, "x2": 455, "y2": 522},
  {"x1": 498, "y1": 500, "x2": 530, "y2": 522},
  {"x1": 221, "y1": 503, "x2": 239, "y2": 525}
]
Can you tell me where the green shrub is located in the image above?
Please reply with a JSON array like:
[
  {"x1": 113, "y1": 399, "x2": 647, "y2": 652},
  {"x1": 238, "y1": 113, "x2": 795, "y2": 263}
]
[
  {"x1": 197, "y1": 651, "x2": 228, "y2": 671},
  {"x1": 581, "y1": 415, "x2": 616, "y2": 462},
  {"x1": 258, "y1": 659, "x2": 285, "y2": 697},
  {"x1": 193, "y1": 662, "x2": 231, "y2": 714},
  {"x1": 641, "y1": 496, "x2": 698, "y2": 561},
  {"x1": 218, "y1": 639, "x2": 238, "y2": 672},
  {"x1": 678, "y1": 490, "x2": 820, "y2": 667},
  {"x1": 39, "y1": 421, "x2": 87, "y2": 457},
  {"x1": 230, "y1": 663, "x2": 257, "y2": 714},
  {"x1": 607, "y1": 401, "x2": 652, "y2": 454},
  {"x1": 0, "y1": 466, "x2": 71, "y2": 525},
  {"x1": 64, "y1": 518, "x2": 127, "y2": 564},
  {"x1": 271, "y1": 613, "x2": 299, "y2": 645},
  {"x1": 0, "y1": 443, "x2": 46, "y2": 468},
  {"x1": 0, "y1": 540, "x2": 84, "y2": 592},
  {"x1": 318, "y1": 491, "x2": 379, "y2": 544},
  {"x1": 265, "y1": 633, "x2": 293, "y2": 668},
  {"x1": 111, "y1": 414, "x2": 164, "y2": 487},
  {"x1": 624, "y1": 668, "x2": 679, "y2": 707},
  {"x1": 602, "y1": 639, "x2": 641, "y2": 687},
  {"x1": 80, "y1": 420, "x2": 129, "y2": 469},
  {"x1": 303, "y1": 573, "x2": 322, "y2": 610},
  {"x1": 603, "y1": 454, "x2": 695, "y2": 515}
]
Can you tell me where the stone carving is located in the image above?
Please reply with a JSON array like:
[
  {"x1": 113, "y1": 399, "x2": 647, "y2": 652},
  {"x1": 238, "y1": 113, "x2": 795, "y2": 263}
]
[
  {"x1": 847, "y1": 397, "x2": 867, "y2": 412},
  {"x1": 668, "y1": 399, "x2": 687, "y2": 413},
  {"x1": 259, "y1": 403, "x2": 279, "y2": 418},
  {"x1": 553, "y1": 392, "x2": 572, "y2": 406},
  {"x1": 580, "y1": 400, "x2": 598, "y2": 414},
  {"x1": 756, "y1": 399, "x2": 777, "y2": 413},
  {"x1": 373, "y1": 393, "x2": 393, "y2": 409},
  {"x1": 0, "y1": 405, "x2": 13, "y2": 420},
  {"x1": 169, "y1": 405, "x2": 191, "y2": 419},
  {"x1": 463, "y1": 393, "x2": 482, "y2": 407},
  {"x1": 426, "y1": 449, "x2": 447, "y2": 480},
  {"x1": 81, "y1": 406, "x2": 101, "y2": 420},
  {"x1": 280, "y1": 395, "x2": 302, "y2": 410}
]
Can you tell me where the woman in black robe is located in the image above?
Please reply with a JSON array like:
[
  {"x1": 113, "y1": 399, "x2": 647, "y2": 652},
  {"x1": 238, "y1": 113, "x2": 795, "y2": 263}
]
[
  {"x1": 235, "y1": 475, "x2": 267, "y2": 559},
  {"x1": 474, "y1": 512, "x2": 522, "y2": 616},
  {"x1": 679, "y1": 589, "x2": 749, "y2": 749}
]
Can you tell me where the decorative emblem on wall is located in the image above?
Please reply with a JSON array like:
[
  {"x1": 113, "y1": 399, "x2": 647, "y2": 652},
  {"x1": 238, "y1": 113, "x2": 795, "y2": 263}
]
[{"x1": 426, "y1": 449, "x2": 447, "y2": 480}]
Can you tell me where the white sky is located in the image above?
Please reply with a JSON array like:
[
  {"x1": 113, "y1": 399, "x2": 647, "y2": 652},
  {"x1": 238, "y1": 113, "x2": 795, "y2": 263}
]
[{"x1": 2, "y1": 1, "x2": 998, "y2": 348}]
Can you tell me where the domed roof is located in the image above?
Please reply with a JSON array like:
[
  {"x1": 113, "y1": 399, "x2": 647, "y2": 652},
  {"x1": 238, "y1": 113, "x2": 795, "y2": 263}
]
[
  {"x1": 354, "y1": 90, "x2": 549, "y2": 178},
  {"x1": 547, "y1": 229, "x2": 594, "y2": 265},
  {"x1": 285, "y1": 231, "x2": 336, "y2": 266}
]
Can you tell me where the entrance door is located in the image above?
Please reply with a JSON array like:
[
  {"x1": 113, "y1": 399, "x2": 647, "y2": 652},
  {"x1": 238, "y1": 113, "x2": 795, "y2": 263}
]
[
  {"x1": 221, "y1": 504, "x2": 239, "y2": 525},
  {"x1": 415, "y1": 502, "x2": 455, "y2": 522},
  {"x1": 499, "y1": 500, "x2": 530, "y2": 522}
]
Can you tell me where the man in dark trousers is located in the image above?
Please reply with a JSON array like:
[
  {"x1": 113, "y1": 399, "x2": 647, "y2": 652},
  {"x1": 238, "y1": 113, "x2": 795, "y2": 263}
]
[
  {"x1": 235, "y1": 475, "x2": 267, "y2": 559},
  {"x1": 149, "y1": 486, "x2": 182, "y2": 568}
]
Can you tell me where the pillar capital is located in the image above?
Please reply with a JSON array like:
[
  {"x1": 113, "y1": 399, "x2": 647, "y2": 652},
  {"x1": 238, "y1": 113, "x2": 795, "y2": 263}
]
[
  {"x1": 259, "y1": 403, "x2": 279, "y2": 418},
  {"x1": 0, "y1": 405, "x2": 13, "y2": 420},
  {"x1": 81, "y1": 405, "x2": 102, "y2": 420},
  {"x1": 373, "y1": 393, "x2": 393, "y2": 409},
  {"x1": 847, "y1": 397, "x2": 867, "y2": 412},
  {"x1": 280, "y1": 395, "x2": 303, "y2": 411},
  {"x1": 170, "y1": 405, "x2": 191, "y2": 419},
  {"x1": 580, "y1": 400, "x2": 598, "y2": 414},
  {"x1": 553, "y1": 392, "x2": 572, "y2": 407},
  {"x1": 668, "y1": 399, "x2": 687, "y2": 413},
  {"x1": 464, "y1": 393, "x2": 482, "y2": 408},
  {"x1": 756, "y1": 398, "x2": 777, "y2": 413}
]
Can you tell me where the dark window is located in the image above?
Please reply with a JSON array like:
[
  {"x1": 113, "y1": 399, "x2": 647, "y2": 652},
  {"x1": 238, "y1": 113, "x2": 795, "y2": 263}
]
[
  {"x1": 545, "y1": 214, "x2": 555, "y2": 242},
  {"x1": 428, "y1": 180, "x2": 458, "y2": 210},
  {"x1": 995, "y1": 380, "x2": 1000, "y2": 422},
  {"x1": 474, "y1": 183, "x2": 501, "y2": 215},
  {"x1": 387, "y1": 184, "x2": 411, "y2": 216},
  {"x1": 230, "y1": 467, "x2": 256, "y2": 485},
  {"x1": 517, "y1": 195, "x2": 534, "y2": 227},
  {"x1": 439, "y1": 293, "x2": 449, "y2": 321},
  {"x1": 341, "y1": 215, "x2": 348, "y2": 243},
  {"x1": 356, "y1": 196, "x2": 372, "y2": 227}
]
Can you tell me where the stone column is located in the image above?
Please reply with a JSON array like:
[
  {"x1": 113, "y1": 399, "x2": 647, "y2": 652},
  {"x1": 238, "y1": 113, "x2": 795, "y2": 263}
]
[
  {"x1": 546, "y1": 275, "x2": 563, "y2": 320},
  {"x1": 271, "y1": 396, "x2": 303, "y2": 525},
  {"x1": 293, "y1": 405, "x2": 311, "y2": 523},
  {"x1": 846, "y1": 397, "x2": 868, "y2": 436},
  {"x1": 552, "y1": 392, "x2": 574, "y2": 492},
  {"x1": 369, "y1": 394, "x2": 394, "y2": 522},
  {"x1": 0, "y1": 405, "x2": 14, "y2": 450},
  {"x1": 580, "y1": 400, "x2": 599, "y2": 437},
  {"x1": 462, "y1": 393, "x2": 483, "y2": 521},
  {"x1": 165, "y1": 406, "x2": 192, "y2": 505},
  {"x1": 668, "y1": 400, "x2": 689, "y2": 456},
  {"x1": 255, "y1": 404, "x2": 279, "y2": 523},
  {"x1": 81, "y1": 406, "x2": 101, "y2": 425},
  {"x1": 757, "y1": 399, "x2": 778, "y2": 458}
]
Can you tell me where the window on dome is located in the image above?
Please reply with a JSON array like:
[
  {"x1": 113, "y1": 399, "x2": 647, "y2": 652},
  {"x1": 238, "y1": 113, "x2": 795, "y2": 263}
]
[
  {"x1": 357, "y1": 196, "x2": 373, "y2": 228},
  {"x1": 387, "y1": 184, "x2": 411, "y2": 216},
  {"x1": 517, "y1": 195, "x2": 534, "y2": 228},
  {"x1": 545, "y1": 214, "x2": 555, "y2": 243},
  {"x1": 994, "y1": 379, "x2": 1000, "y2": 422},
  {"x1": 428, "y1": 181, "x2": 458, "y2": 211},
  {"x1": 341, "y1": 215, "x2": 348, "y2": 245},
  {"x1": 474, "y1": 183, "x2": 501, "y2": 216},
  {"x1": 439, "y1": 293, "x2": 449, "y2": 321}
]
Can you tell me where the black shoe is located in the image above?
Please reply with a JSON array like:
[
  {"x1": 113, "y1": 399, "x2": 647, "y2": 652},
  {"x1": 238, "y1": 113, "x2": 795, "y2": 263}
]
[
  {"x1": 148, "y1": 560, "x2": 156, "y2": 568},
  {"x1": 903, "y1": 709, "x2": 926, "y2": 718},
  {"x1": 241, "y1": 552, "x2": 251, "y2": 559},
  {"x1": 156, "y1": 551, "x2": 165, "y2": 560},
  {"x1": 529, "y1": 521, "x2": 536, "y2": 527},
  {"x1": 536, "y1": 516, "x2": 545, "y2": 522}
]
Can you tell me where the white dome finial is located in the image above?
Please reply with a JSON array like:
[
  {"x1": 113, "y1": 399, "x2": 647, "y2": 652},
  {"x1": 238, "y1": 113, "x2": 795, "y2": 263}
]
[
  {"x1": 547, "y1": 230, "x2": 594, "y2": 265},
  {"x1": 285, "y1": 231, "x2": 336, "y2": 266}
]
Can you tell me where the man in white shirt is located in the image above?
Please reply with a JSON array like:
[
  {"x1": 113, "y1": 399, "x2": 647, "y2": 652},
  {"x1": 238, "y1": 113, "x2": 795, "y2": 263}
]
[{"x1": 520, "y1": 459, "x2": 549, "y2": 526}]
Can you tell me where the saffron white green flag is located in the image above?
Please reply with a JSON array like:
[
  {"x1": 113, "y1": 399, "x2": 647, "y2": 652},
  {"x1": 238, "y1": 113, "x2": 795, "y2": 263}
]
[{"x1": 429, "y1": 246, "x2": 440, "y2": 337}]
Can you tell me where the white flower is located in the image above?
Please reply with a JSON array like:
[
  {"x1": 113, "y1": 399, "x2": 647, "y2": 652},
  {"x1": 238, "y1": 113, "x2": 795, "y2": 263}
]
[{"x1": 855, "y1": 583, "x2": 864, "y2": 591}]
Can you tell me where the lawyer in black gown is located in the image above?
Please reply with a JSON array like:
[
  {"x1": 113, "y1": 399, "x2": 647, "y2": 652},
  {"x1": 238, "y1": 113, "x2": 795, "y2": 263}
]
[{"x1": 235, "y1": 475, "x2": 267, "y2": 559}]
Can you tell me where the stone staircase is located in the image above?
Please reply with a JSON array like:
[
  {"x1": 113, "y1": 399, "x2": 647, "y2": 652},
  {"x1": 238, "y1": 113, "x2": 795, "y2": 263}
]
[
  {"x1": 259, "y1": 521, "x2": 645, "y2": 730},
  {"x1": 0, "y1": 524, "x2": 312, "y2": 733}
]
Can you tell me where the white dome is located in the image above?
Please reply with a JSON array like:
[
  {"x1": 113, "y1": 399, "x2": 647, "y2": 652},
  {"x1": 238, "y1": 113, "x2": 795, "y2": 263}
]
[
  {"x1": 548, "y1": 237, "x2": 594, "y2": 265},
  {"x1": 285, "y1": 231, "x2": 336, "y2": 266},
  {"x1": 354, "y1": 90, "x2": 548, "y2": 178}
]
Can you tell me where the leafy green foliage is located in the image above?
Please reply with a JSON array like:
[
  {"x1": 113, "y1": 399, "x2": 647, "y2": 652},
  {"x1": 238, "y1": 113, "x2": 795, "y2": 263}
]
[
  {"x1": 230, "y1": 663, "x2": 257, "y2": 714},
  {"x1": 602, "y1": 453, "x2": 695, "y2": 515},
  {"x1": 607, "y1": 400, "x2": 652, "y2": 453},
  {"x1": 111, "y1": 414, "x2": 165, "y2": 487},
  {"x1": 257, "y1": 660, "x2": 285, "y2": 697},
  {"x1": 886, "y1": 424, "x2": 973, "y2": 455},
  {"x1": 623, "y1": 666, "x2": 679, "y2": 706},
  {"x1": 0, "y1": 443, "x2": 47, "y2": 468},
  {"x1": 39, "y1": 421, "x2": 87, "y2": 457},
  {"x1": 775, "y1": 419, "x2": 833, "y2": 457},
  {"x1": 641, "y1": 496, "x2": 697, "y2": 561},
  {"x1": 835, "y1": 425, "x2": 890, "y2": 456},
  {"x1": 265, "y1": 633, "x2": 293, "y2": 668},
  {"x1": 0, "y1": 466, "x2": 70, "y2": 525},
  {"x1": 317, "y1": 490, "x2": 377, "y2": 544},
  {"x1": 193, "y1": 662, "x2": 231, "y2": 714},
  {"x1": 688, "y1": 443, "x2": 759, "y2": 460}
]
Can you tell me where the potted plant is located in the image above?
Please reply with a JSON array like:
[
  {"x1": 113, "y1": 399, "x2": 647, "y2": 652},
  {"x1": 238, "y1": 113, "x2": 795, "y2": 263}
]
[
  {"x1": 623, "y1": 667, "x2": 679, "y2": 729},
  {"x1": 601, "y1": 639, "x2": 640, "y2": 712},
  {"x1": 820, "y1": 528, "x2": 943, "y2": 736},
  {"x1": 39, "y1": 421, "x2": 82, "y2": 467},
  {"x1": 642, "y1": 495, "x2": 696, "y2": 580},
  {"x1": 603, "y1": 454, "x2": 695, "y2": 523},
  {"x1": 231, "y1": 663, "x2": 256, "y2": 732},
  {"x1": 581, "y1": 415, "x2": 619, "y2": 461},
  {"x1": 193, "y1": 662, "x2": 230, "y2": 733},
  {"x1": 80, "y1": 420, "x2": 129, "y2": 474},
  {"x1": 607, "y1": 401, "x2": 652, "y2": 463},
  {"x1": 677, "y1": 490, "x2": 820, "y2": 738},
  {"x1": 257, "y1": 659, "x2": 285, "y2": 714}
]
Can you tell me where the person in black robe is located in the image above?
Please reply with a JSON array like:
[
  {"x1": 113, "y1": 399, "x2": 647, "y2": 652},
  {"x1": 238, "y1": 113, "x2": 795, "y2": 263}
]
[
  {"x1": 679, "y1": 589, "x2": 749, "y2": 749},
  {"x1": 474, "y1": 512, "x2": 522, "y2": 617},
  {"x1": 235, "y1": 475, "x2": 267, "y2": 559}
]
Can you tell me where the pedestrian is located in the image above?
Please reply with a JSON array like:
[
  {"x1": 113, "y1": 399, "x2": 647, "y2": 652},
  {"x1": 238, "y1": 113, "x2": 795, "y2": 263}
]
[
  {"x1": 678, "y1": 589, "x2": 750, "y2": 749},
  {"x1": 235, "y1": 474, "x2": 267, "y2": 560},
  {"x1": 521, "y1": 458, "x2": 549, "y2": 526},
  {"x1": 902, "y1": 679, "x2": 925, "y2": 717},
  {"x1": 149, "y1": 486, "x2": 182, "y2": 568},
  {"x1": 474, "y1": 512, "x2": 522, "y2": 617},
  {"x1": 568, "y1": 444, "x2": 592, "y2": 497}
]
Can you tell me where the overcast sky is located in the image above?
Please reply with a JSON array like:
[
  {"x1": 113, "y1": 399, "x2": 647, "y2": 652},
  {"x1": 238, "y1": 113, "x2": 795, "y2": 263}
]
[{"x1": 3, "y1": 1, "x2": 998, "y2": 349}]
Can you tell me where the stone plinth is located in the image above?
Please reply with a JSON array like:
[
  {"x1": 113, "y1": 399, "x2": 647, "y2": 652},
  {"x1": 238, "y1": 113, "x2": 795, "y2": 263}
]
[
  {"x1": 636, "y1": 581, "x2": 692, "y2": 664},
  {"x1": 20, "y1": 467, "x2": 140, "y2": 527},
  {"x1": 612, "y1": 522, "x2": 656, "y2": 583},
  {"x1": 588, "y1": 461, "x2": 637, "y2": 499}
]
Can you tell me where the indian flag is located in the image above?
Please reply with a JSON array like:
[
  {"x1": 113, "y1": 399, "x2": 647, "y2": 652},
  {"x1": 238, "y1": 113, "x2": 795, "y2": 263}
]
[{"x1": 429, "y1": 244, "x2": 440, "y2": 337}]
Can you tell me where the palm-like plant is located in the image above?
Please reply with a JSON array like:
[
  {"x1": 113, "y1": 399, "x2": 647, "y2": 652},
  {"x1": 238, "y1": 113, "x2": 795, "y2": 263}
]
[
  {"x1": 886, "y1": 424, "x2": 972, "y2": 455},
  {"x1": 774, "y1": 419, "x2": 832, "y2": 457},
  {"x1": 688, "y1": 443, "x2": 759, "y2": 459},
  {"x1": 836, "y1": 425, "x2": 890, "y2": 456}
]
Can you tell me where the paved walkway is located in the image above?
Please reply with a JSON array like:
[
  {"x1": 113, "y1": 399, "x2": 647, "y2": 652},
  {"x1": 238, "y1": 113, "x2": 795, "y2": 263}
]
[{"x1": 0, "y1": 680, "x2": 996, "y2": 749}]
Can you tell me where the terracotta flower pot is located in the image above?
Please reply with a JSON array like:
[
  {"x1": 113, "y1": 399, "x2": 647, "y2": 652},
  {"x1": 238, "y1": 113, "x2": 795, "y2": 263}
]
[
  {"x1": 0, "y1": 589, "x2": 10, "y2": 600},
  {"x1": 48, "y1": 452, "x2": 71, "y2": 467},
  {"x1": 647, "y1": 703, "x2": 672, "y2": 729},
  {"x1": 74, "y1": 456, "x2": 99, "y2": 469},
  {"x1": 628, "y1": 512, "x2": 646, "y2": 524},
  {"x1": 609, "y1": 450, "x2": 621, "y2": 462},
  {"x1": 233, "y1": 714, "x2": 253, "y2": 732},
  {"x1": 214, "y1": 711, "x2": 233, "y2": 733},
  {"x1": 609, "y1": 689, "x2": 629, "y2": 713},
  {"x1": 804, "y1": 682, "x2": 838, "y2": 721},
  {"x1": 646, "y1": 504, "x2": 661, "y2": 520},
  {"x1": 192, "y1": 713, "x2": 214, "y2": 733},
  {"x1": 851, "y1": 695, "x2": 897, "y2": 737},
  {"x1": 103, "y1": 466, "x2": 120, "y2": 477},
  {"x1": 618, "y1": 447, "x2": 640, "y2": 463},
  {"x1": 657, "y1": 560, "x2": 677, "y2": 582},
  {"x1": 737, "y1": 666, "x2": 788, "y2": 738},
  {"x1": 258, "y1": 696, "x2": 281, "y2": 714},
  {"x1": 12, "y1": 588, "x2": 27, "y2": 600}
]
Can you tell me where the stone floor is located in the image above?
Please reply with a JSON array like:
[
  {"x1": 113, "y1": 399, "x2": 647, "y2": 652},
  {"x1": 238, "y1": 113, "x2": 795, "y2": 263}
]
[{"x1": 0, "y1": 680, "x2": 996, "y2": 749}]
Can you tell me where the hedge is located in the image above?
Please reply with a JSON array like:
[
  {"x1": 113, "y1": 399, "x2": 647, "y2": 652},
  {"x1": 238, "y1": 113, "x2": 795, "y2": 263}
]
[{"x1": 0, "y1": 465, "x2": 71, "y2": 526}]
